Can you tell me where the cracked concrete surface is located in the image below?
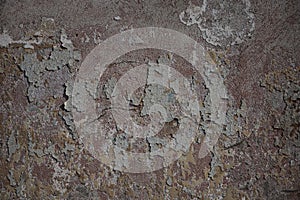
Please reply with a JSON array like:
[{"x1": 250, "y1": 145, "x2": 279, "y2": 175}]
[{"x1": 0, "y1": 0, "x2": 300, "y2": 199}]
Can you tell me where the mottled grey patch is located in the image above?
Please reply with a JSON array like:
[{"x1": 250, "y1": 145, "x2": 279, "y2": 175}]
[{"x1": 180, "y1": 0, "x2": 255, "y2": 46}]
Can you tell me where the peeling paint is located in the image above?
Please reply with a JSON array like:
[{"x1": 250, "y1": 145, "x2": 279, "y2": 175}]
[
  {"x1": 179, "y1": 0, "x2": 255, "y2": 46},
  {"x1": 0, "y1": 1, "x2": 299, "y2": 199}
]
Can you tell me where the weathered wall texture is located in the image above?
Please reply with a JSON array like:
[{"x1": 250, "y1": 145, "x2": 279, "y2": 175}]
[{"x1": 0, "y1": 0, "x2": 299, "y2": 199}]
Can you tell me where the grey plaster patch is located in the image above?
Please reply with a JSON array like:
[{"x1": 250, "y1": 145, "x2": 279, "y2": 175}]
[
  {"x1": 147, "y1": 137, "x2": 167, "y2": 152},
  {"x1": 166, "y1": 176, "x2": 173, "y2": 186},
  {"x1": 140, "y1": 84, "x2": 177, "y2": 123},
  {"x1": 0, "y1": 30, "x2": 43, "y2": 49},
  {"x1": 7, "y1": 170, "x2": 16, "y2": 186},
  {"x1": 112, "y1": 132, "x2": 130, "y2": 150},
  {"x1": 61, "y1": 80, "x2": 78, "y2": 138},
  {"x1": 179, "y1": 0, "x2": 255, "y2": 46},
  {"x1": 208, "y1": 148, "x2": 223, "y2": 179},
  {"x1": 19, "y1": 36, "x2": 81, "y2": 103},
  {"x1": 64, "y1": 81, "x2": 74, "y2": 112},
  {"x1": 7, "y1": 131, "x2": 20, "y2": 161},
  {"x1": 10, "y1": 18, "x2": 83, "y2": 144},
  {"x1": 61, "y1": 112, "x2": 76, "y2": 134},
  {"x1": 7, "y1": 167, "x2": 27, "y2": 198},
  {"x1": 103, "y1": 77, "x2": 117, "y2": 99},
  {"x1": 0, "y1": 31, "x2": 13, "y2": 47},
  {"x1": 15, "y1": 172, "x2": 26, "y2": 198}
]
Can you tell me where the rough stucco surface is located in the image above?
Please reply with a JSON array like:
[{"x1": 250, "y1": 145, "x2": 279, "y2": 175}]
[{"x1": 0, "y1": 0, "x2": 299, "y2": 199}]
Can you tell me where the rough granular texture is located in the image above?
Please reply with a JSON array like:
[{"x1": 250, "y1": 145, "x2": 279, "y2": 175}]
[{"x1": 0, "y1": 0, "x2": 299, "y2": 199}]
